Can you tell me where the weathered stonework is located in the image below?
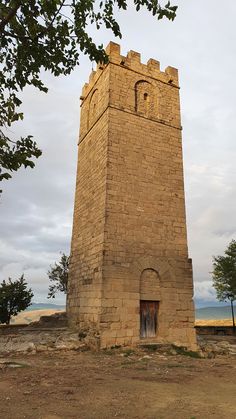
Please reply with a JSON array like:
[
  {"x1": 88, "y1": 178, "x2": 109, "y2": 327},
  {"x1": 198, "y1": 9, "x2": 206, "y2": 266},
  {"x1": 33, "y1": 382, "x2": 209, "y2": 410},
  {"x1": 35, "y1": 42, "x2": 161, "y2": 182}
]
[{"x1": 67, "y1": 42, "x2": 197, "y2": 350}]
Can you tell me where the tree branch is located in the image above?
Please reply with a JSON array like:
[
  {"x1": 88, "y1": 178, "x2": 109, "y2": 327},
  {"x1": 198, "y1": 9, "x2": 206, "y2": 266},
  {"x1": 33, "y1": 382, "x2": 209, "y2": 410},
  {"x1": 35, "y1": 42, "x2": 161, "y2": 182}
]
[{"x1": 37, "y1": 0, "x2": 66, "y2": 39}]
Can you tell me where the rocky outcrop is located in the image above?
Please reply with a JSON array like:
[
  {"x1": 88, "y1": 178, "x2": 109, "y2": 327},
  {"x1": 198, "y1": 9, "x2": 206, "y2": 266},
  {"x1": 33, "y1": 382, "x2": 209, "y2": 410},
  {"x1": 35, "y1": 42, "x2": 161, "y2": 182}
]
[
  {"x1": 198, "y1": 336, "x2": 236, "y2": 357},
  {"x1": 29, "y1": 311, "x2": 68, "y2": 328},
  {"x1": 0, "y1": 329, "x2": 86, "y2": 355}
]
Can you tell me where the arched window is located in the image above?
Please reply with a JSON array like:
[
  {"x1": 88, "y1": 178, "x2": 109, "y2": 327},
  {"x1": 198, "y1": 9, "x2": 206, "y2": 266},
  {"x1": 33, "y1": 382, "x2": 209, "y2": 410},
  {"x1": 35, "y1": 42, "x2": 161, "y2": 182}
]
[{"x1": 135, "y1": 80, "x2": 152, "y2": 117}]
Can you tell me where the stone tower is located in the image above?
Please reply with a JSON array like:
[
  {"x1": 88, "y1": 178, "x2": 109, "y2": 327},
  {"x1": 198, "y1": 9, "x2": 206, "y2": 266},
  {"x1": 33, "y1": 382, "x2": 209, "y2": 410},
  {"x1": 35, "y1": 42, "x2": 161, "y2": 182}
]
[{"x1": 67, "y1": 42, "x2": 196, "y2": 350}]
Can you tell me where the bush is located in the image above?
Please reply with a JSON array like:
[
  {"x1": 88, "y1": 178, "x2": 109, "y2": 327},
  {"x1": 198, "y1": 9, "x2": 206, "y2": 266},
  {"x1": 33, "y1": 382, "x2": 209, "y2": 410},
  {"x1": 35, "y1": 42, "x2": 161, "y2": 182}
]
[{"x1": 0, "y1": 275, "x2": 33, "y2": 324}]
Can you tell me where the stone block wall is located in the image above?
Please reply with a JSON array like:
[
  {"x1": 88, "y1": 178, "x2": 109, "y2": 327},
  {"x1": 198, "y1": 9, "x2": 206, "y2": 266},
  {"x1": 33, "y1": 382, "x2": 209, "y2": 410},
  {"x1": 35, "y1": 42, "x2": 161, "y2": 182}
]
[{"x1": 67, "y1": 111, "x2": 109, "y2": 330}]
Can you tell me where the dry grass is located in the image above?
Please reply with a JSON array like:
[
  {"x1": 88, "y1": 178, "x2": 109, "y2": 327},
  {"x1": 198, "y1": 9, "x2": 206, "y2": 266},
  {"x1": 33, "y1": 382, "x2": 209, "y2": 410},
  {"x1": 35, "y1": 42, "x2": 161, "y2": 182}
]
[
  {"x1": 195, "y1": 319, "x2": 233, "y2": 326},
  {"x1": 10, "y1": 309, "x2": 63, "y2": 324}
]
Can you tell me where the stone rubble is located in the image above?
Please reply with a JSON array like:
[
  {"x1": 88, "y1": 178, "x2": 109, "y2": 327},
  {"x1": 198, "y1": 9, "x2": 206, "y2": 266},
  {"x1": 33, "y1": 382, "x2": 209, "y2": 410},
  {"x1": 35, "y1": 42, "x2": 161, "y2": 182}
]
[
  {"x1": 0, "y1": 330, "x2": 86, "y2": 355},
  {"x1": 197, "y1": 337, "x2": 236, "y2": 357}
]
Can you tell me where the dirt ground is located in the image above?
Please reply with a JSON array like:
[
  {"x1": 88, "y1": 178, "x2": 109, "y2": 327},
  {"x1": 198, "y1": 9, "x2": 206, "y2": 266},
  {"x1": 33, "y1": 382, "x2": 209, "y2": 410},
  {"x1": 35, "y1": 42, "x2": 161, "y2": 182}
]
[{"x1": 0, "y1": 347, "x2": 236, "y2": 419}]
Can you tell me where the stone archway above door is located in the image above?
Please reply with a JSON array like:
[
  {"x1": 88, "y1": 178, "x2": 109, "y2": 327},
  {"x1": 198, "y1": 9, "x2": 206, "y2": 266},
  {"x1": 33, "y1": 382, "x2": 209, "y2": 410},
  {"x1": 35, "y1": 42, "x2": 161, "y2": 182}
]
[
  {"x1": 140, "y1": 268, "x2": 161, "y2": 301},
  {"x1": 132, "y1": 255, "x2": 175, "y2": 283}
]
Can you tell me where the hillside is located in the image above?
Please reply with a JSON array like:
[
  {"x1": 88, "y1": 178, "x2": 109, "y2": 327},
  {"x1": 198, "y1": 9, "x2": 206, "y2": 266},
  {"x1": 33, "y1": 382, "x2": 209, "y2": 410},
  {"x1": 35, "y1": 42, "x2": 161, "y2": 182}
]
[
  {"x1": 10, "y1": 309, "x2": 65, "y2": 324},
  {"x1": 195, "y1": 305, "x2": 234, "y2": 320},
  {"x1": 26, "y1": 302, "x2": 65, "y2": 311}
]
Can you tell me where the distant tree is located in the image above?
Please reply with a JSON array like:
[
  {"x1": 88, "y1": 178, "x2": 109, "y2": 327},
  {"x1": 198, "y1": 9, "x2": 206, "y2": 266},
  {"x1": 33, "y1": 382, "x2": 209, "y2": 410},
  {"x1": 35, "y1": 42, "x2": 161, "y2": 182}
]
[
  {"x1": 212, "y1": 240, "x2": 236, "y2": 332},
  {"x1": 47, "y1": 253, "x2": 69, "y2": 299},
  {"x1": 0, "y1": 275, "x2": 33, "y2": 324}
]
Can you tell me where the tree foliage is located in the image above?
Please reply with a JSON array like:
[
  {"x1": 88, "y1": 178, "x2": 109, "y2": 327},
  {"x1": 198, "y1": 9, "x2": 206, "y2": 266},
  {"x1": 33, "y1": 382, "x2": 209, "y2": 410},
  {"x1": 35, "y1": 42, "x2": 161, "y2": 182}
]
[
  {"x1": 212, "y1": 240, "x2": 236, "y2": 330},
  {"x1": 47, "y1": 253, "x2": 69, "y2": 299},
  {"x1": 0, "y1": 275, "x2": 33, "y2": 324},
  {"x1": 0, "y1": 0, "x2": 177, "y2": 193}
]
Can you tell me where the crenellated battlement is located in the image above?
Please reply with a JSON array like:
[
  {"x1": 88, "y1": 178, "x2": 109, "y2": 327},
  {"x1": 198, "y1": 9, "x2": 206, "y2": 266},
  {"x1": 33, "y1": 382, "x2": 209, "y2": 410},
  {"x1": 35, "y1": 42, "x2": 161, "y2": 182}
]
[{"x1": 80, "y1": 42, "x2": 179, "y2": 100}]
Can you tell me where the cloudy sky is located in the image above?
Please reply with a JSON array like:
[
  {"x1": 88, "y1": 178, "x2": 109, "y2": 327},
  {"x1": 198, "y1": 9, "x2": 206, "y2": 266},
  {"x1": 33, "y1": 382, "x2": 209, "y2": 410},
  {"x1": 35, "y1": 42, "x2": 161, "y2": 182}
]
[{"x1": 1, "y1": 0, "x2": 236, "y2": 306}]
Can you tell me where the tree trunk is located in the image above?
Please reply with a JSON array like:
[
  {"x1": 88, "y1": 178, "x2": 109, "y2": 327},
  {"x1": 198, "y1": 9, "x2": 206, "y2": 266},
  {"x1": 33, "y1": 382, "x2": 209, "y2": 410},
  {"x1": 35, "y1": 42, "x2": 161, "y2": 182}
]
[
  {"x1": 230, "y1": 300, "x2": 235, "y2": 333},
  {"x1": 5, "y1": 311, "x2": 11, "y2": 325}
]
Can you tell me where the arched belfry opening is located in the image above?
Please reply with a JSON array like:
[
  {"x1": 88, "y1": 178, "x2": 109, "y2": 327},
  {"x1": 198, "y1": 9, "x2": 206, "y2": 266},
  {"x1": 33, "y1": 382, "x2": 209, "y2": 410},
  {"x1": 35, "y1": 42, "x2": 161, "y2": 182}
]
[{"x1": 135, "y1": 80, "x2": 153, "y2": 117}]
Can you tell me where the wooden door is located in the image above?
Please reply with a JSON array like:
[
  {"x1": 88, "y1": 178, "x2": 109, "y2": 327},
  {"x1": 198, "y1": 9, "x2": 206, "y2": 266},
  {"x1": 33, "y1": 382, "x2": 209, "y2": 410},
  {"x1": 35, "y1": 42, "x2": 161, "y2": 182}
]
[{"x1": 140, "y1": 301, "x2": 158, "y2": 338}]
